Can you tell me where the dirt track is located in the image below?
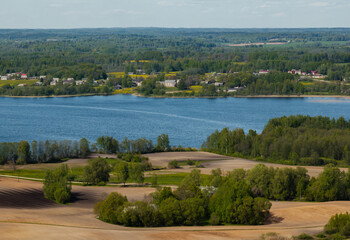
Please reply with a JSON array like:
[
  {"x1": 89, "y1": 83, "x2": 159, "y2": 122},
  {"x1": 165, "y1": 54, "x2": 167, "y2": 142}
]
[{"x1": 1, "y1": 177, "x2": 350, "y2": 240}]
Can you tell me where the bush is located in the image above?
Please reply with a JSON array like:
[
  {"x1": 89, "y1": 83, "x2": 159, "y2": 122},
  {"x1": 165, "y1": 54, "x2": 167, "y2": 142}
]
[
  {"x1": 94, "y1": 192, "x2": 127, "y2": 224},
  {"x1": 324, "y1": 213, "x2": 350, "y2": 237},
  {"x1": 43, "y1": 164, "x2": 71, "y2": 204},
  {"x1": 296, "y1": 233, "x2": 314, "y2": 239},
  {"x1": 168, "y1": 160, "x2": 179, "y2": 169}
]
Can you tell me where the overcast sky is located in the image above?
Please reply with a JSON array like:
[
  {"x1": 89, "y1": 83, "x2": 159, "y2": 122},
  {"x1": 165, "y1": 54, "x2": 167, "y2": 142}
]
[{"x1": 1, "y1": 0, "x2": 349, "y2": 29}]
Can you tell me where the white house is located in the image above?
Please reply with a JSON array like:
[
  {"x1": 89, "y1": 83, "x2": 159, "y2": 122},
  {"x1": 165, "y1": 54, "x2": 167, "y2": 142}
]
[
  {"x1": 1, "y1": 76, "x2": 8, "y2": 81},
  {"x1": 21, "y1": 74, "x2": 28, "y2": 79},
  {"x1": 163, "y1": 80, "x2": 177, "y2": 87}
]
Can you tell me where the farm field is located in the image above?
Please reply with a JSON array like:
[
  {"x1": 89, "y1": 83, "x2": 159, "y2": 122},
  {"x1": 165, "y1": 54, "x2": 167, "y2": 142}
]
[
  {"x1": 143, "y1": 152, "x2": 348, "y2": 177},
  {"x1": 1, "y1": 176, "x2": 350, "y2": 240}
]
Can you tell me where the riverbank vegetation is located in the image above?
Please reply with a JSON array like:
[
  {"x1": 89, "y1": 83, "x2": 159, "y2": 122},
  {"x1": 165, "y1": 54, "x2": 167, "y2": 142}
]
[{"x1": 202, "y1": 115, "x2": 350, "y2": 167}]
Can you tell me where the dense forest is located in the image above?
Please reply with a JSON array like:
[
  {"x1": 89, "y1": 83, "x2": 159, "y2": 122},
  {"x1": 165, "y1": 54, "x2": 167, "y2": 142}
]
[
  {"x1": 1, "y1": 28, "x2": 350, "y2": 96},
  {"x1": 202, "y1": 115, "x2": 350, "y2": 166}
]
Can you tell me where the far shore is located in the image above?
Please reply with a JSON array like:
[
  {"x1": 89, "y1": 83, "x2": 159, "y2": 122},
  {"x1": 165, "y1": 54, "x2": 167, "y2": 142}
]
[{"x1": 1, "y1": 93, "x2": 350, "y2": 99}]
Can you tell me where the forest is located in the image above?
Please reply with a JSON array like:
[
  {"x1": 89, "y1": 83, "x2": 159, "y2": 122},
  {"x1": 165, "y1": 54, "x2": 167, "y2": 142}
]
[{"x1": 202, "y1": 115, "x2": 350, "y2": 166}]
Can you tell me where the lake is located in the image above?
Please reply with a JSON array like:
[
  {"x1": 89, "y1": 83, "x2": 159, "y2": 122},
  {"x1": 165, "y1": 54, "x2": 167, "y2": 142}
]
[{"x1": 0, "y1": 95, "x2": 350, "y2": 148}]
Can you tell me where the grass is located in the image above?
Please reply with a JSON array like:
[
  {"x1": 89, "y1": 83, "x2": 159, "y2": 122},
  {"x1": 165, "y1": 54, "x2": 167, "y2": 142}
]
[
  {"x1": 0, "y1": 79, "x2": 37, "y2": 87},
  {"x1": 113, "y1": 88, "x2": 136, "y2": 94},
  {"x1": 0, "y1": 167, "x2": 85, "y2": 180}
]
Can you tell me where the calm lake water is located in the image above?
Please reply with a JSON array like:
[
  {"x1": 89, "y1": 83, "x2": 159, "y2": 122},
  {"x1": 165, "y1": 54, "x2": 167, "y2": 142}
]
[{"x1": 0, "y1": 95, "x2": 350, "y2": 148}]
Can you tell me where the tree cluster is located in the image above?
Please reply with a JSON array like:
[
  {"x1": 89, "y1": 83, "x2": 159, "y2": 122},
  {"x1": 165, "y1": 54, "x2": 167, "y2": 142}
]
[{"x1": 202, "y1": 115, "x2": 350, "y2": 166}]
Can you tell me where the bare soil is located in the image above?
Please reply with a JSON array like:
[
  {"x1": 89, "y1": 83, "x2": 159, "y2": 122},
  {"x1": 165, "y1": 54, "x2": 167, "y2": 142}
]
[{"x1": 1, "y1": 176, "x2": 349, "y2": 240}]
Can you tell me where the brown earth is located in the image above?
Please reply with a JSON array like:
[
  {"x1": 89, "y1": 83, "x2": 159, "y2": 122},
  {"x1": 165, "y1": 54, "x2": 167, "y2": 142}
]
[{"x1": 1, "y1": 176, "x2": 349, "y2": 240}]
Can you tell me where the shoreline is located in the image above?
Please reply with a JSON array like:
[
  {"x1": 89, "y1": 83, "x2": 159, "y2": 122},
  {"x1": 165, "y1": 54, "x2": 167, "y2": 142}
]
[{"x1": 0, "y1": 93, "x2": 350, "y2": 99}]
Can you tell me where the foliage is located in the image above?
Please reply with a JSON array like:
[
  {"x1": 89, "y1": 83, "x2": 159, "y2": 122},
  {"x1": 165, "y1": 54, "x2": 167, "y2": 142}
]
[
  {"x1": 202, "y1": 115, "x2": 350, "y2": 166},
  {"x1": 43, "y1": 164, "x2": 71, "y2": 204},
  {"x1": 324, "y1": 213, "x2": 350, "y2": 237},
  {"x1": 83, "y1": 158, "x2": 111, "y2": 185}
]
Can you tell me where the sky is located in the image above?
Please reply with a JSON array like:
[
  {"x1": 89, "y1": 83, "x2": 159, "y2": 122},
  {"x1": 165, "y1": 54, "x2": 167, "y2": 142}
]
[{"x1": 0, "y1": 0, "x2": 350, "y2": 29}]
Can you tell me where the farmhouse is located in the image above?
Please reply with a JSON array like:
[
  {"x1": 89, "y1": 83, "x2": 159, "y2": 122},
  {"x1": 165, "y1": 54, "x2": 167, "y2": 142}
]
[
  {"x1": 214, "y1": 82, "x2": 224, "y2": 87},
  {"x1": 161, "y1": 80, "x2": 177, "y2": 87},
  {"x1": 259, "y1": 70, "x2": 270, "y2": 75}
]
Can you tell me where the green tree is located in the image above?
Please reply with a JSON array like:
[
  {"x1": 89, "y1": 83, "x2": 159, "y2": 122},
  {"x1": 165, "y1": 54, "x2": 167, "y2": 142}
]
[
  {"x1": 79, "y1": 138, "x2": 90, "y2": 157},
  {"x1": 43, "y1": 164, "x2": 71, "y2": 204},
  {"x1": 129, "y1": 162, "x2": 144, "y2": 184},
  {"x1": 156, "y1": 134, "x2": 170, "y2": 152},
  {"x1": 83, "y1": 158, "x2": 111, "y2": 185},
  {"x1": 115, "y1": 161, "x2": 129, "y2": 186},
  {"x1": 17, "y1": 140, "x2": 31, "y2": 164}
]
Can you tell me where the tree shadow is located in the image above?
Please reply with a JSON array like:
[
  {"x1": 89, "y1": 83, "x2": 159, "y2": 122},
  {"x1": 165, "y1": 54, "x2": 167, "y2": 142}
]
[
  {"x1": 265, "y1": 213, "x2": 284, "y2": 224},
  {"x1": 0, "y1": 188, "x2": 57, "y2": 209}
]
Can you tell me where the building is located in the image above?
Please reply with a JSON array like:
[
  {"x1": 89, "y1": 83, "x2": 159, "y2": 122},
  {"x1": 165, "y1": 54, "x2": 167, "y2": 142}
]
[
  {"x1": 114, "y1": 85, "x2": 122, "y2": 90},
  {"x1": 18, "y1": 83, "x2": 27, "y2": 87},
  {"x1": 1, "y1": 76, "x2": 8, "y2": 80},
  {"x1": 21, "y1": 74, "x2": 28, "y2": 79},
  {"x1": 162, "y1": 80, "x2": 177, "y2": 88},
  {"x1": 53, "y1": 78, "x2": 60, "y2": 82},
  {"x1": 75, "y1": 80, "x2": 86, "y2": 85},
  {"x1": 259, "y1": 70, "x2": 270, "y2": 75},
  {"x1": 214, "y1": 82, "x2": 224, "y2": 87},
  {"x1": 40, "y1": 75, "x2": 47, "y2": 79},
  {"x1": 63, "y1": 80, "x2": 74, "y2": 85},
  {"x1": 67, "y1": 78, "x2": 74, "y2": 81}
]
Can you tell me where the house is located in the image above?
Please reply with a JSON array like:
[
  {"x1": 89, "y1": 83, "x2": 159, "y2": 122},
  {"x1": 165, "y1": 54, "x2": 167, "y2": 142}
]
[
  {"x1": 1, "y1": 76, "x2": 8, "y2": 80},
  {"x1": 50, "y1": 81, "x2": 57, "y2": 86},
  {"x1": 40, "y1": 75, "x2": 46, "y2": 79},
  {"x1": 311, "y1": 71, "x2": 318, "y2": 76},
  {"x1": 67, "y1": 78, "x2": 74, "y2": 81},
  {"x1": 18, "y1": 83, "x2": 27, "y2": 87},
  {"x1": 21, "y1": 74, "x2": 28, "y2": 79},
  {"x1": 63, "y1": 80, "x2": 74, "y2": 85},
  {"x1": 162, "y1": 80, "x2": 177, "y2": 88},
  {"x1": 259, "y1": 70, "x2": 270, "y2": 75},
  {"x1": 35, "y1": 81, "x2": 43, "y2": 86},
  {"x1": 53, "y1": 78, "x2": 60, "y2": 82},
  {"x1": 114, "y1": 85, "x2": 122, "y2": 90},
  {"x1": 75, "y1": 80, "x2": 85, "y2": 85},
  {"x1": 132, "y1": 78, "x2": 144, "y2": 87},
  {"x1": 214, "y1": 82, "x2": 224, "y2": 87}
]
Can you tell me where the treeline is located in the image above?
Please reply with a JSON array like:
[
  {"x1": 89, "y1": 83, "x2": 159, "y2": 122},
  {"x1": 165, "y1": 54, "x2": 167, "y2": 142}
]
[
  {"x1": 0, "y1": 83, "x2": 112, "y2": 97},
  {"x1": 95, "y1": 169, "x2": 271, "y2": 227},
  {"x1": 202, "y1": 115, "x2": 350, "y2": 166},
  {"x1": 0, "y1": 134, "x2": 173, "y2": 165},
  {"x1": 0, "y1": 138, "x2": 90, "y2": 165}
]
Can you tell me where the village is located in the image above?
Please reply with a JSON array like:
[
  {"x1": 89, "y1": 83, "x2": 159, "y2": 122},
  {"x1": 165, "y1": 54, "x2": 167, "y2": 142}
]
[{"x1": 0, "y1": 68, "x2": 329, "y2": 92}]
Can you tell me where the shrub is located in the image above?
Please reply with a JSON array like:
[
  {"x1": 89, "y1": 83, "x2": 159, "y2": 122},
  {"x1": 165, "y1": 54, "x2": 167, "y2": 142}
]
[
  {"x1": 296, "y1": 233, "x2": 314, "y2": 239},
  {"x1": 168, "y1": 160, "x2": 179, "y2": 169},
  {"x1": 324, "y1": 213, "x2": 350, "y2": 237},
  {"x1": 94, "y1": 192, "x2": 127, "y2": 224}
]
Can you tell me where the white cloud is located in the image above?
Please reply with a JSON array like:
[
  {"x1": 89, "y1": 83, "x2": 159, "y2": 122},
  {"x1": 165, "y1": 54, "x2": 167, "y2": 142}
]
[{"x1": 308, "y1": 2, "x2": 330, "y2": 7}]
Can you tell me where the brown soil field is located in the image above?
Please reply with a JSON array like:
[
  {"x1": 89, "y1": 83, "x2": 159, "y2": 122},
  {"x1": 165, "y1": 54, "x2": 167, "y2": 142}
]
[
  {"x1": 145, "y1": 152, "x2": 348, "y2": 177},
  {"x1": 1, "y1": 177, "x2": 349, "y2": 240}
]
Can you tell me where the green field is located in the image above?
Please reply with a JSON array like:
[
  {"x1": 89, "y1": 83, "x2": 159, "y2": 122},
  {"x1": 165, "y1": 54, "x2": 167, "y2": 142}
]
[{"x1": 0, "y1": 79, "x2": 37, "y2": 86}]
